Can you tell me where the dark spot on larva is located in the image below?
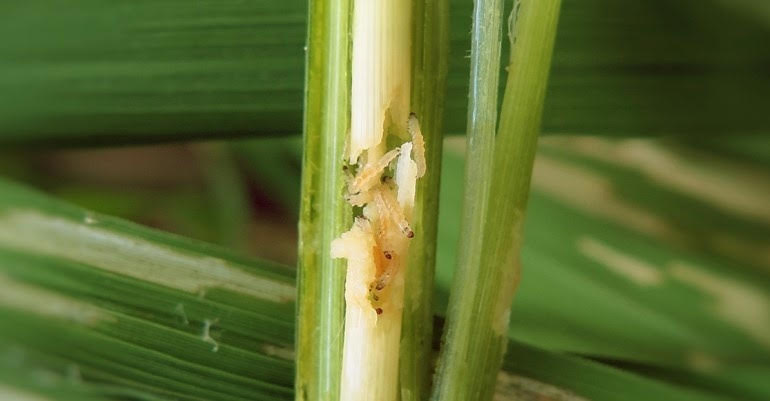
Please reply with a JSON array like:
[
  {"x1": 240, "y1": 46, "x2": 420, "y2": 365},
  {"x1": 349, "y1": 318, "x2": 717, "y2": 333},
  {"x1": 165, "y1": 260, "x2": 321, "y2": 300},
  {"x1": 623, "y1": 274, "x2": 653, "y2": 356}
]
[
  {"x1": 375, "y1": 281, "x2": 385, "y2": 291},
  {"x1": 376, "y1": 308, "x2": 383, "y2": 315},
  {"x1": 342, "y1": 165, "x2": 348, "y2": 171},
  {"x1": 380, "y1": 175, "x2": 391, "y2": 183},
  {"x1": 383, "y1": 251, "x2": 392, "y2": 260},
  {"x1": 406, "y1": 230, "x2": 414, "y2": 238},
  {"x1": 372, "y1": 293, "x2": 379, "y2": 301}
]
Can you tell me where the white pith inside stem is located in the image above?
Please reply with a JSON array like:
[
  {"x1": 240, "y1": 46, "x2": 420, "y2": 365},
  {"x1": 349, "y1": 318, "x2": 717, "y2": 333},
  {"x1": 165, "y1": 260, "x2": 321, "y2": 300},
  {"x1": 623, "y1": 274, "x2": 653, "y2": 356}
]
[
  {"x1": 348, "y1": 0, "x2": 412, "y2": 165},
  {"x1": 332, "y1": 1, "x2": 419, "y2": 400}
]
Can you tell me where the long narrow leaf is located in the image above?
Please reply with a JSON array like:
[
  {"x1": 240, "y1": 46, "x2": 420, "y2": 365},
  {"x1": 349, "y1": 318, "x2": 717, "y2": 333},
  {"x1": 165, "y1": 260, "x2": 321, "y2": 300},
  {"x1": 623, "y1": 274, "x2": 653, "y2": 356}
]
[
  {"x1": 0, "y1": 178, "x2": 296, "y2": 401},
  {"x1": 1, "y1": 0, "x2": 768, "y2": 144},
  {"x1": 0, "y1": 177, "x2": 743, "y2": 401}
]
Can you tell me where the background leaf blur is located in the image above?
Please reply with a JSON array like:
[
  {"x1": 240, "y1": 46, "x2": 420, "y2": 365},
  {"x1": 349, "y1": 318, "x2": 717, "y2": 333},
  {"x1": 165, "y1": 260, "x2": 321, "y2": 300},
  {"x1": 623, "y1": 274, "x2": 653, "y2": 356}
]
[{"x1": 1, "y1": 0, "x2": 768, "y2": 144}]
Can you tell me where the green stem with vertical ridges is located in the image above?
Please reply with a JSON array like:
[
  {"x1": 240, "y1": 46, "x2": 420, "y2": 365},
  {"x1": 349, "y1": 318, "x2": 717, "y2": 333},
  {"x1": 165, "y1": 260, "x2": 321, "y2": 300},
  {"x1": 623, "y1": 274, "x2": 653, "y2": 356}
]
[
  {"x1": 295, "y1": 0, "x2": 351, "y2": 399},
  {"x1": 399, "y1": 0, "x2": 450, "y2": 400},
  {"x1": 430, "y1": 1, "x2": 562, "y2": 400}
]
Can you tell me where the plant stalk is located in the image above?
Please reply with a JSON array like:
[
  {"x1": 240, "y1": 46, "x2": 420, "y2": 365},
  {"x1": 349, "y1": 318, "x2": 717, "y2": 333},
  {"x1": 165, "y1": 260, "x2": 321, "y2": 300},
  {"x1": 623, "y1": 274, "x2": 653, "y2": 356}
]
[
  {"x1": 399, "y1": 0, "x2": 450, "y2": 400},
  {"x1": 296, "y1": 0, "x2": 351, "y2": 399},
  {"x1": 335, "y1": 1, "x2": 414, "y2": 400},
  {"x1": 298, "y1": 0, "x2": 448, "y2": 399},
  {"x1": 431, "y1": 1, "x2": 562, "y2": 400}
]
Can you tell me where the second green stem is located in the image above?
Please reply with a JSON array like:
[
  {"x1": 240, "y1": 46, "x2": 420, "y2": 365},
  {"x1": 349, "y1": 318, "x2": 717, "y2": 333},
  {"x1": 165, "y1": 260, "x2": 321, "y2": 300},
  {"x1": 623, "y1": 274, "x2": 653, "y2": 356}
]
[{"x1": 431, "y1": 1, "x2": 562, "y2": 400}]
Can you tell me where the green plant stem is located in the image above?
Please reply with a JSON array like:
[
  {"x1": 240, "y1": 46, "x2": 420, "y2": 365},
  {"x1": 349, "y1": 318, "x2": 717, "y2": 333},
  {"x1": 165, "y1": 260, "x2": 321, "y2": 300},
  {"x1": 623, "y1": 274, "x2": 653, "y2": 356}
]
[
  {"x1": 398, "y1": 1, "x2": 450, "y2": 400},
  {"x1": 431, "y1": 1, "x2": 561, "y2": 400},
  {"x1": 295, "y1": 0, "x2": 351, "y2": 399},
  {"x1": 432, "y1": 0, "x2": 506, "y2": 393}
]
